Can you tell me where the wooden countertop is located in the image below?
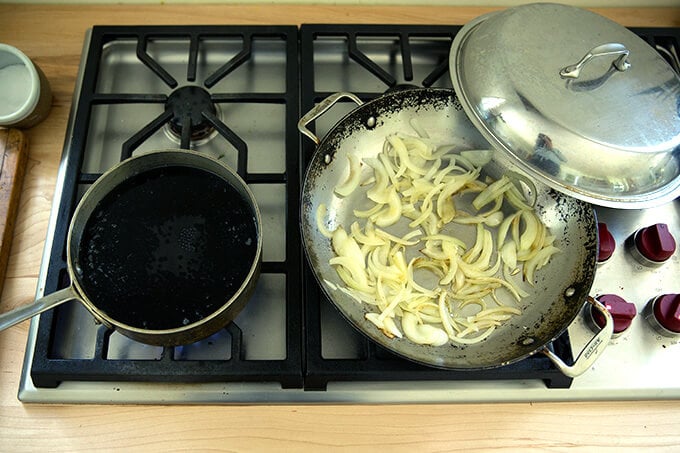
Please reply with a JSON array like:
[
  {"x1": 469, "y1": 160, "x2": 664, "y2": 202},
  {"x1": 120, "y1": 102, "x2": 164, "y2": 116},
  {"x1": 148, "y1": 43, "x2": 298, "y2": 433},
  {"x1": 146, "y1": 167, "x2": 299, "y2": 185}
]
[{"x1": 1, "y1": 4, "x2": 679, "y2": 450}]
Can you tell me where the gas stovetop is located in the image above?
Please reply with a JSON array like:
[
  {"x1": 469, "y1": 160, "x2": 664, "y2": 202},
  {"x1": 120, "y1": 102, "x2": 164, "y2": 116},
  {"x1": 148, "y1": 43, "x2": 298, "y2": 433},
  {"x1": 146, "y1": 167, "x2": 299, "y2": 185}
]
[{"x1": 18, "y1": 24, "x2": 680, "y2": 404}]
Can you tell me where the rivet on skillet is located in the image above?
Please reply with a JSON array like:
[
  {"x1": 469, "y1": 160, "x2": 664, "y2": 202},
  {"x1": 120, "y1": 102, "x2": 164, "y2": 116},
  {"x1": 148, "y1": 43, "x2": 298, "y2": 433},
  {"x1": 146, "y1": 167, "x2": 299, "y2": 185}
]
[
  {"x1": 366, "y1": 116, "x2": 376, "y2": 128},
  {"x1": 324, "y1": 154, "x2": 331, "y2": 164},
  {"x1": 565, "y1": 287, "x2": 576, "y2": 297}
]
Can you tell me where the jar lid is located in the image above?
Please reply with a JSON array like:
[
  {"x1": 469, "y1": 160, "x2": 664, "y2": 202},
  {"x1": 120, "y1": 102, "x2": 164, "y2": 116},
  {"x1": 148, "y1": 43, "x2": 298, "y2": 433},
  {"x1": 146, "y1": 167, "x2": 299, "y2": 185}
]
[
  {"x1": 449, "y1": 3, "x2": 680, "y2": 208},
  {"x1": 0, "y1": 44, "x2": 40, "y2": 126}
]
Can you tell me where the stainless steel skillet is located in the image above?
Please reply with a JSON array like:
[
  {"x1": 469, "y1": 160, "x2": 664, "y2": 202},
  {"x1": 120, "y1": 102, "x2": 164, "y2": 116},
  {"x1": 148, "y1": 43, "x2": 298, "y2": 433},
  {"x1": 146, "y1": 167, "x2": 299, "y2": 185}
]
[{"x1": 299, "y1": 88, "x2": 612, "y2": 377}]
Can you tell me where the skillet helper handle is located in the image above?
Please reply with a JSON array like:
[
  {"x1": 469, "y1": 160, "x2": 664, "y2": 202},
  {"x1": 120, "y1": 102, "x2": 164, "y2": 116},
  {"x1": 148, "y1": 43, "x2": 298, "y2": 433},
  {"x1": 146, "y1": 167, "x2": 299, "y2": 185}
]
[
  {"x1": 0, "y1": 286, "x2": 78, "y2": 332},
  {"x1": 560, "y1": 43, "x2": 631, "y2": 79},
  {"x1": 298, "y1": 92, "x2": 364, "y2": 145},
  {"x1": 541, "y1": 296, "x2": 614, "y2": 378}
]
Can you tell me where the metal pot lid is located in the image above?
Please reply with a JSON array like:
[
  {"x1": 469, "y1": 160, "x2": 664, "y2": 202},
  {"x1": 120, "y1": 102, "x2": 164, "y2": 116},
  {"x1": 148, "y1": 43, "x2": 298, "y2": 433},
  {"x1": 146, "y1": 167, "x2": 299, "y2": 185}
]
[{"x1": 449, "y1": 3, "x2": 680, "y2": 208}]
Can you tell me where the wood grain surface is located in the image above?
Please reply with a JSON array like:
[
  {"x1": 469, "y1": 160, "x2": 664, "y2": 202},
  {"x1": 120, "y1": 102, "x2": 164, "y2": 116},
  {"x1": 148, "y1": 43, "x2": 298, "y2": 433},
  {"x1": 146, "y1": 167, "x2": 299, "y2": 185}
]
[
  {"x1": 0, "y1": 128, "x2": 28, "y2": 294},
  {"x1": 0, "y1": 4, "x2": 679, "y2": 452}
]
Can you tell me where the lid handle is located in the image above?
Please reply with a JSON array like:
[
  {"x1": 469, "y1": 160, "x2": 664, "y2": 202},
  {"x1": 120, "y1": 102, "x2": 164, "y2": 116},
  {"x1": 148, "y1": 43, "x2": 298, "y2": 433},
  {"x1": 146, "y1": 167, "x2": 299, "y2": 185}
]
[{"x1": 560, "y1": 43, "x2": 631, "y2": 79}]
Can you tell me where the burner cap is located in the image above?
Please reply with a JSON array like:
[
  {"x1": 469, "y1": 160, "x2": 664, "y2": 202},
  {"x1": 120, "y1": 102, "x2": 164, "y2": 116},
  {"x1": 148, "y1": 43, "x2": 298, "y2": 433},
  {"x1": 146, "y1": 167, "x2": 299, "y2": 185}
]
[{"x1": 166, "y1": 86, "x2": 217, "y2": 141}]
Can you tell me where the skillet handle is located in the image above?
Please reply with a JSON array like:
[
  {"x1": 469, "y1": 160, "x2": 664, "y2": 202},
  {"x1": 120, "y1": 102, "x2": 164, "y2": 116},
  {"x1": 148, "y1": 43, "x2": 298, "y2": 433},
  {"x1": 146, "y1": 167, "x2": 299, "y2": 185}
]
[
  {"x1": 0, "y1": 286, "x2": 79, "y2": 332},
  {"x1": 298, "y1": 92, "x2": 364, "y2": 146},
  {"x1": 540, "y1": 296, "x2": 614, "y2": 378}
]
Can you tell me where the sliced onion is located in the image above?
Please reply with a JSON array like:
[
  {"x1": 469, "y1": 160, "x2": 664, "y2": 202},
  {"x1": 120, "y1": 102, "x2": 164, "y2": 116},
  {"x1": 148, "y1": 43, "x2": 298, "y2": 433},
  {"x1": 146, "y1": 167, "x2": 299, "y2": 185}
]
[
  {"x1": 423, "y1": 158, "x2": 442, "y2": 180},
  {"x1": 374, "y1": 227, "x2": 421, "y2": 246},
  {"x1": 388, "y1": 135, "x2": 428, "y2": 176},
  {"x1": 519, "y1": 210, "x2": 539, "y2": 251},
  {"x1": 402, "y1": 135, "x2": 433, "y2": 160},
  {"x1": 334, "y1": 153, "x2": 362, "y2": 197},
  {"x1": 331, "y1": 227, "x2": 364, "y2": 265},
  {"x1": 473, "y1": 306, "x2": 522, "y2": 318},
  {"x1": 366, "y1": 158, "x2": 391, "y2": 204},
  {"x1": 408, "y1": 183, "x2": 442, "y2": 228},
  {"x1": 406, "y1": 258, "x2": 438, "y2": 296},
  {"x1": 317, "y1": 129, "x2": 560, "y2": 349},
  {"x1": 524, "y1": 245, "x2": 560, "y2": 284},
  {"x1": 368, "y1": 249, "x2": 403, "y2": 282},
  {"x1": 422, "y1": 234, "x2": 467, "y2": 250},
  {"x1": 497, "y1": 211, "x2": 519, "y2": 249},
  {"x1": 350, "y1": 221, "x2": 385, "y2": 247},
  {"x1": 505, "y1": 171, "x2": 537, "y2": 209},
  {"x1": 466, "y1": 229, "x2": 493, "y2": 269},
  {"x1": 449, "y1": 326, "x2": 496, "y2": 344},
  {"x1": 373, "y1": 187, "x2": 402, "y2": 227},
  {"x1": 454, "y1": 267, "x2": 466, "y2": 292},
  {"x1": 432, "y1": 162, "x2": 458, "y2": 185},
  {"x1": 438, "y1": 291, "x2": 456, "y2": 338},
  {"x1": 354, "y1": 202, "x2": 383, "y2": 219},
  {"x1": 323, "y1": 278, "x2": 338, "y2": 291},
  {"x1": 315, "y1": 203, "x2": 334, "y2": 238},
  {"x1": 401, "y1": 312, "x2": 449, "y2": 346},
  {"x1": 440, "y1": 241, "x2": 460, "y2": 286},
  {"x1": 382, "y1": 315, "x2": 403, "y2": 338},
  {"x1": 459, "y1": 149, "x2": 494, "y2": 167},
  {"x1": 483, "y1": 210, "x2": 504, "y2": 227},
  {"x1": 412, "y1": 257, "x2": 446, "y2": 278},
  {"x1": 333, "y1": 261, "x2": 371, "y2": 293},
  {"x1": 337, "y1": 285, "x2": 377, "y2": 305},
  {"x1": 458, "y1": 254, "x2": 501, "y2": 279},
  {"x1": 472, "y1": 176, "x2": 514, "y2": 210},
  {"x1": 463, "y1": 224, "x2": 485, "y2": 263},
  {"x1": 502, "y1": 265, "x2": 529, "y2": 299},
  {"x1": 469, "y1": 276, "x2": 523, "y2": 302},
  {"x1": 330, "y1": 256, "x2": 368, "y2": 287},
  {"x1": 422, "y1": 240, "x2": 447, "y2": 261},
  {"x1": 500, "y1": 241, "x2": 517, "y2": 269}
]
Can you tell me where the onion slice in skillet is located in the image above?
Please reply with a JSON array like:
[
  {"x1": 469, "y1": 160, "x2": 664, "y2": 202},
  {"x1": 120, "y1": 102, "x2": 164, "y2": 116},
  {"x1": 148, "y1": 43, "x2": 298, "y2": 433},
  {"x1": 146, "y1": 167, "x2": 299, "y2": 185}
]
[{"x1": 334, "y1": 154, "x2": 362, "y2": 197}]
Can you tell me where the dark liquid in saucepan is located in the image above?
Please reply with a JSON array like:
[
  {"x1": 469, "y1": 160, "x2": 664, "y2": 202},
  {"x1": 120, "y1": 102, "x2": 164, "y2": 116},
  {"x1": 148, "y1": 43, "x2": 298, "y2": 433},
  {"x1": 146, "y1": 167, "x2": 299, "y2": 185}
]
[{"x1": 76, "y1": 165, "x2": 258, "y2": 331}]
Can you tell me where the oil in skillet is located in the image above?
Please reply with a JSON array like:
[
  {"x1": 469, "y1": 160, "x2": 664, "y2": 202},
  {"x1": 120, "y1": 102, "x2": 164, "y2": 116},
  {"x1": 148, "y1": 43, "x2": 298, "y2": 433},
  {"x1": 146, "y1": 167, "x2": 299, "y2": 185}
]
[{"x1": 76, "y1": 165, "x2": 258, "y2": 331}]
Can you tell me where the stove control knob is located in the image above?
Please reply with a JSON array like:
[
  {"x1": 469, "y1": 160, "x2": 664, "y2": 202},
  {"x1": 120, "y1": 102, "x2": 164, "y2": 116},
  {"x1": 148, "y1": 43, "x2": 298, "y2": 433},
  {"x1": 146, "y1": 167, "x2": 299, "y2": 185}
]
[
  {"x1": 645, "y1": 294, "x2": 680, "y2": 337},
  {"x1": 597, "y1": 222, "x2": 616, "y2": 263},
  {"x1": 631, "y1": 223, "x2": 676, "y2": 266},
  {"x1": 590, "y1": 294, "x2": 637, "y2": 338}
]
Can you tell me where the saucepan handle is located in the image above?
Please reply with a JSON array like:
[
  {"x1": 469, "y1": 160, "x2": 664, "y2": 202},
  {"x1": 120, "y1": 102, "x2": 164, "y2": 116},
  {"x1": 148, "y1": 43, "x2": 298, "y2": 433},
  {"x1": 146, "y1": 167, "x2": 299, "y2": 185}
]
[
  {"x1": 540, "y1": 296, "x2": 614, "y2": 378},
  {"x1": 0, "y1": 286, "x2": 80, "y2": 331},
  {"x1": 298, "y1": 92, "x2": 364, "y2": 146}
]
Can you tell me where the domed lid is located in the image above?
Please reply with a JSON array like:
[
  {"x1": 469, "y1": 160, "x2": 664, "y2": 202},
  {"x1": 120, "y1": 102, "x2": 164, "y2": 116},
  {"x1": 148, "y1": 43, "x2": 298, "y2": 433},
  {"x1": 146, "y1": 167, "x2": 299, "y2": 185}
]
[{"x1": 449, "y1": 3, "x2": 680, "y2": 208}]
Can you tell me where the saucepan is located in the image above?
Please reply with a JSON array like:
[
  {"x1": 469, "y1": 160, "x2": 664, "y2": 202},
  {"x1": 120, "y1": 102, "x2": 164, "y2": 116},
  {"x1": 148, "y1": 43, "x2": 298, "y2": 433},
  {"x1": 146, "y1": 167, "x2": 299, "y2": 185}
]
[{"x1": 0, "y1": 149, "x2": 262, "y2": 346}]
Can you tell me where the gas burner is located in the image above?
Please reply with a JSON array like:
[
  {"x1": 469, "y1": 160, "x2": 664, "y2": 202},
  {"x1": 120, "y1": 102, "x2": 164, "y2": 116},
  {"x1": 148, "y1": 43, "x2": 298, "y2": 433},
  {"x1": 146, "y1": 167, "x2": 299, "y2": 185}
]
[{"x1": 163, "y1": 85, "x2": 220, "y2": 147}]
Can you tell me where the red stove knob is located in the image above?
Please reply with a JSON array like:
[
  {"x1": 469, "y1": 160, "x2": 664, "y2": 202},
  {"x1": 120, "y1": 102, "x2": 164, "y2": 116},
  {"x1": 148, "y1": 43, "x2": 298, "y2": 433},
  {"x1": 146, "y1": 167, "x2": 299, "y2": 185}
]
[
  {"x1": 632, "y1": 223, "x2": 676, "y2": 265},
  {"x1": 591, "y1": 294, "x2": 637, "y2": 337},
  {"x1": 646, "y1": 294, "x2": 680, "y2": 337},
  {"x1": 597, "y1": 222, "x2": 616, "y2": 263}
]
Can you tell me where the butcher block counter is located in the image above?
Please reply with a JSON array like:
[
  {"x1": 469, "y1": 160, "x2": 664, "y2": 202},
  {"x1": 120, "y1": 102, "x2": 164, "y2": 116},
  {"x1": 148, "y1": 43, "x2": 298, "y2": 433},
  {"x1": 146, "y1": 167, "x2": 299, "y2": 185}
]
[{"x1": 1, "y1": 4, "x2": 680, "y2": 451}]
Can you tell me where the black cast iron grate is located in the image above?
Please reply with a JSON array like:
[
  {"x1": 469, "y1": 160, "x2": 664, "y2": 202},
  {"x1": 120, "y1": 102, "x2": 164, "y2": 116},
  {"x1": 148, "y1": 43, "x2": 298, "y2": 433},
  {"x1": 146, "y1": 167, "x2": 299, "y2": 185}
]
[{"x1": 30, "y1": 25, "x2": 303, "y2": 388}]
